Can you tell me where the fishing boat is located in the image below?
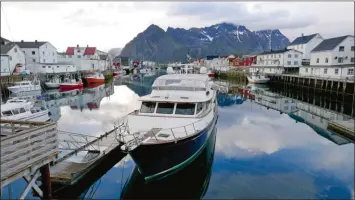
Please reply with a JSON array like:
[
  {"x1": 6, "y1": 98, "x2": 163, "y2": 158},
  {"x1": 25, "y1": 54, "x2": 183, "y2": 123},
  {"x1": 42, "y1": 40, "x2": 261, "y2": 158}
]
[
  {"x1": 1, "y1": 98, "x2": 50, "y2": 123},
  {"x1": 118, "y1": 67, "x2": 218, "y2": 182},
  {"x1": 120, "y1": 127, "x2": 216, "y2": 199},
  {"x1": 113, "y1": 71, "x2": 119, "y2": 76},
  {"x1": 7, "y1": 80, "x2": 41, "y2": 94},
  {"x1": 59, "y1": 77, "x2": 83, "y2": 91},
  {"x1": 84, "y1": 72, "x2": 105, "y2": 84},
  {"x1": 207, "y1": 69, "x2": 215, "y2": 78},
  {"x1": 45, "y1": 76, "x2": 62, "y2": 89},
  {"x1": 246, "y1": 72, "x2": 270, "y2": 84}
]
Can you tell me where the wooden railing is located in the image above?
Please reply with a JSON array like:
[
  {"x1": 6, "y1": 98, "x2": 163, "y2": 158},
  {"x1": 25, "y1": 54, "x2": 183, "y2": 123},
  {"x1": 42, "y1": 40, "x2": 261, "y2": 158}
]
[{"x1": 0, "y1": 120, "x2": 58, "y2": 184}]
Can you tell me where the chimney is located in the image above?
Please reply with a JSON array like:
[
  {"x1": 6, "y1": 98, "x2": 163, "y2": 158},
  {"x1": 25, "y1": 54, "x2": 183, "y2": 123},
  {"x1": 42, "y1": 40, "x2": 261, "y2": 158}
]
[
  {"x1": 87, "y1": 45, "x2": 88, "y2": 47},
  {"x1": 301, "y1": 33, "x2": 304, "y2": 37},
  {"x1": 21, "y1": 40, "x2": 24, "y2": 43},
  {"x1": 77, "y1": 44, "x2": 79, "y2": 48},
  {"x1": 35, "y1": 40, "x2": 37, "y2": 43}
]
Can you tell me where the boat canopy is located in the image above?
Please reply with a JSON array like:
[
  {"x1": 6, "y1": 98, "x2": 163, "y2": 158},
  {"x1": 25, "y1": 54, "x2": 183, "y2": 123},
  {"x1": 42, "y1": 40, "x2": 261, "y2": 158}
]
[{"x1": 152, "y1": 74, "x2": 209, "y2": 91}]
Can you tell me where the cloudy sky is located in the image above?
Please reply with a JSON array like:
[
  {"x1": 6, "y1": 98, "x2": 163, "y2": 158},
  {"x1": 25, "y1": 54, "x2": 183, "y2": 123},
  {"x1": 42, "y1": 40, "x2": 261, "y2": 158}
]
[{"x1": 1, "y1": 2, "x2": 353, "y2": 52}]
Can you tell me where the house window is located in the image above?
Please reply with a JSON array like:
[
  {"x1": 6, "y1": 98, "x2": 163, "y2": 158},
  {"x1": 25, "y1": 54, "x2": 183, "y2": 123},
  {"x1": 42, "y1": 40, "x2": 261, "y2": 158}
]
[
  {"x1": 324, "y1": 69, "x2": 327, "y2": 74},
  {"x1": 287, "y1": 61, "x2": 291, "y2": 65},
  {"x1": 9, "y1": 56, "x2": 12, "y2": 61},
  {"x1": 52, "y1": 52, "x2": 54, "y2": 56},
  {"x1": 42, "y1": 66, "x2": 45, "y2": 68},
  {"x1": 288, "y1": 54, "x2": 291, "y2": 58},
  {"x1": 43, "y1": 51, "x2": 45, "y2": 55},
  {"x1": 43, "y1": 59, "x2": 46, "y2": 63},
  {"x1": 335, "y1": 69, "x2": 339, "y2": 74},
  {"x1": 325, "y1": 58, "x2": 328, "y2": 63},
  {"x1": 351, "y1": 57, "x2": 354, "y2": 62},
  {"x1": 338, "y1": 57, "x2": 344, "y2": 63},
  {"x1": 48, "y1": 66, "x2": 51, "y2": 68},
  {"x1": 294, "y1": 61, "x2": 298, "y2": 65},
  {"x1": 295, "y1": 54, "x2": 298, "y2": 58},
  {"x1": 348, "y1": 68, "x2": 354, "y2": 75},
  {"x1": 279, "y1": 54, "x2": 281, "y2": 58},
  {"x1": 351, "y1": 46, "x2": 354, "y2": 51},
  {"x1": 53, "y1": 59, "x2": 55, "y2": 62},
  {"x1": 316, "y1": 58, "x2": 319, "y2": 63},
  {"x1": 14, "y1": 48, "x2": 17, "y2": 52},
  {"x1": 32, "y1": 51, "x2": 35, "y2": 55},
  {"x1": 300, "y1": 45, "x2": 303, "y2": 49},
  {"x1": 305, "y1": 68, "x2": 308, "y2": 73},
  {"x1": 32, "y1": 59, "x2": 36, "y2": 62},
  {"x1": 57, "y1": 66, "x2": 59, "y2": 68},
  {"x1": 339, "y1": 46, "x2": 344, "y2": 51},
  {"x1": 78, "y1": 55, "x2": 81, "y2": 58}
]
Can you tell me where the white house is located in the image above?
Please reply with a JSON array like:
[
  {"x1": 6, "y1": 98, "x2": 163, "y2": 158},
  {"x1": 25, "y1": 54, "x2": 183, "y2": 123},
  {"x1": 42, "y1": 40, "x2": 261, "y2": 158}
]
[
  {"x1": 59, "y1": 45, "x2": 108, "y2": 71},
  {"x1": 250, "y1": 49, "x2": 303, "y2": 74},
  {"x1": 0, "y1": 43, "x2": 26, "y2": 76},
  {"x1": 299, "y1": 35, "x2": 354, "y2": 79},
  {"x1": 254, "y1": 90, "x2": 297, "y2": 114},
  {"x1": 13, "y1": 40, "x2": 71, "y2": 74},
  {"x1": 287, "y1": 33, "x2": 323, "y2": 62}
]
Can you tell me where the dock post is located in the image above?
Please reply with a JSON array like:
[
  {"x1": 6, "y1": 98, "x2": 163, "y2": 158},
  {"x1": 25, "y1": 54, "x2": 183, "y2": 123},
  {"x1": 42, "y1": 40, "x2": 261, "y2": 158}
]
[{"x1": 40, "y1": 164, "x2": 52, "y2": 200}]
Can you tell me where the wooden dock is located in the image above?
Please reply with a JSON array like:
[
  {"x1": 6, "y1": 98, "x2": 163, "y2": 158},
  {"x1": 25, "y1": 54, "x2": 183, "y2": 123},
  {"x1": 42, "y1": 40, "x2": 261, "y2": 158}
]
[
  {"x1": 328, "y1": 120, "x2": 355, "y2": 141},
  {"x1": 50, "y1": 126, "x2": 122, "y2": 185},
  {"x1": 0, "y1": 120, "x2": 59, "y2": 199}
]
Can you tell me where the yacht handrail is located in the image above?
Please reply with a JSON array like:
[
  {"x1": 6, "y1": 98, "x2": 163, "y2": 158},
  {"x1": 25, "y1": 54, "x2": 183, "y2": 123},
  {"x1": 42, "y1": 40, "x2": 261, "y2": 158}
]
[{"x1": 116, "y1": 107, "x2": 216, "y2": 151}]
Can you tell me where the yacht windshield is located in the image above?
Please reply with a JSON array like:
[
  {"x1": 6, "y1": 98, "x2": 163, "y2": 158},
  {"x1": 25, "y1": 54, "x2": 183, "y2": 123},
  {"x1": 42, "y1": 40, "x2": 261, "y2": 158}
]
[
  {"x1": 156, "y1": 103, "x2": 174, "y2": 114},
  {"x1": 140, "y1": 102, "x2": 156, "y2": 113},
  {"x1": 175, "y1": 103, "x2": 195, "y2": 115}
]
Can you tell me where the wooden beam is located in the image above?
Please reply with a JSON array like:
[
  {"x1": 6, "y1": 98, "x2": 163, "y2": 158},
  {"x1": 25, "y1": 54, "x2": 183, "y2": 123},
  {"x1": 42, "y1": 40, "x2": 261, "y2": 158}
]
[{"x1": 19, "y1": 170, "x2": 40, "y2": 200}]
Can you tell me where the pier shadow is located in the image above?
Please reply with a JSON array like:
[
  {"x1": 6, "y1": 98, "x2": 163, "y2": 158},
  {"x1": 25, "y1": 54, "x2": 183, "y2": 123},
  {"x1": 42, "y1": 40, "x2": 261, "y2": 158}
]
[{"x1": 120, "y1": 127, "x2": 217, "y2": 199}]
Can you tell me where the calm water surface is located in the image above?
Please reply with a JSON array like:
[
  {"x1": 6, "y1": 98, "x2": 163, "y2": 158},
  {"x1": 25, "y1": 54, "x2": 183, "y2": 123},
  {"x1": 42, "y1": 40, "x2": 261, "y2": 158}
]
[{"x1": 1, "y1": 73, "x2": 354, "y2": 199}]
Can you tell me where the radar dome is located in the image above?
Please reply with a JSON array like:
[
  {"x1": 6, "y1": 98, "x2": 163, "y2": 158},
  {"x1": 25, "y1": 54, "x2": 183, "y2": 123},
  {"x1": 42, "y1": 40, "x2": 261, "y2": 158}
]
[
  {"x1": 167, "y1": 67, "x2": 174, "y2": 74},
  {"x1": 200, "y1": 67, "x2": 207, "y2": 74}
]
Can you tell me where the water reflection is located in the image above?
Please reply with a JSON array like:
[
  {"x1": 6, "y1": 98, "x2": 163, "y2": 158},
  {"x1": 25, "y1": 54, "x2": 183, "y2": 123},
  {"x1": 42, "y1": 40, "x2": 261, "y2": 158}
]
[{"x1": 0, "y1": 75, "x2": 354, "y2": 200}]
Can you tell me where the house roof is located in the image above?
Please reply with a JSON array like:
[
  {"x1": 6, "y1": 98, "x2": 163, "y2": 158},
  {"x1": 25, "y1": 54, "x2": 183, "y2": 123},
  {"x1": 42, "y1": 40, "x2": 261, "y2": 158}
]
[
  {"x1": 258, "y1": 49, "x2": 302, "y2": 55},
  {"x1": 0, "y1": 43, "x2": 16, "y2": 54},
  {"x1": 311, "y1": 35, "x2": 351, "y2": 52},
  {"x1": 99, "y1": 55, "x2": 107, "y2": 60},
  {"x1": 0, "y1": 37, "x2": 11, "y2": 44},
  {"x1": 66, "y1": 47, "x2": 75, "y2": 55},
  {"x1": 289, "y1": 34, "x2": 318, "y2": 46},
  {"x1": 14, "y1": 41, "x2": 46, "y2": 48},
  {"x1": 84, "y1": 47, "x2": 96, "y2": 55}
]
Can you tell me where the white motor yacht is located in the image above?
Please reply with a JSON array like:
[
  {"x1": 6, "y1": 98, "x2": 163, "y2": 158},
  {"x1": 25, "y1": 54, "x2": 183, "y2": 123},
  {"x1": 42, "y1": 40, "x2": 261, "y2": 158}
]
[
  {"x1": 117, "y1": 66, "x2": 218, "y2": 182},
  {"x1": 45, "y1": 76, "x2": 62, "y2": 89},
  {"x1": 1, "y1": 98, "x2": 51, "y2": 122},
  {"x1": 7, "y1": 80, "x2": 42, "y2": 94}
]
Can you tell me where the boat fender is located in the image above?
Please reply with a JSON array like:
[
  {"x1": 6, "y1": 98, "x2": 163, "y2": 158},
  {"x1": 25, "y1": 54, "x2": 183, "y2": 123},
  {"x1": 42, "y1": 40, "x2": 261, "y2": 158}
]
[{"x1": 48, "y1": 111, "x2": 52, "y2": 116}]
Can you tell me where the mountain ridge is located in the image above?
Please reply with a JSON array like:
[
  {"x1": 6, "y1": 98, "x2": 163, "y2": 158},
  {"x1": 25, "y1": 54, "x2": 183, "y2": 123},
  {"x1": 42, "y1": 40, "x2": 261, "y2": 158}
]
[{"x1": 120, "y1": 22, "x2": 290, "y2": 62}]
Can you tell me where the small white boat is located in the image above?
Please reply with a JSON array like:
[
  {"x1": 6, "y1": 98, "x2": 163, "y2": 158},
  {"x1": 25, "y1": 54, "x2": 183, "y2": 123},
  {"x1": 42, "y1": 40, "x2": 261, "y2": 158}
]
[
  {"x1": 7, "y1": 80, "x2": 42, "y2": 94},
  {"x1": 1, "y1": 98, "x2": 50, "y2": 122},
  {"x1": 247, "y1": 73, "x2": 270, "y2": 84},
  {"x1": 45, "y1": 76, "x2": 62, "y2": 89}
]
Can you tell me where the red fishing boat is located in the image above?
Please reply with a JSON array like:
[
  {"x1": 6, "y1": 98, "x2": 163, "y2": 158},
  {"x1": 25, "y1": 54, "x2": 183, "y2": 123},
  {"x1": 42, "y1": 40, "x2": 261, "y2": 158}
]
[
  {"x1": 113, "y1": 71, "x2": 119, "y2": 76},
  {"x1": 59, "y1": 77, "x2": 83, "y2": 91},
  {"x1": 84, "y1": 72, "x2": 105, "y2": 84}
]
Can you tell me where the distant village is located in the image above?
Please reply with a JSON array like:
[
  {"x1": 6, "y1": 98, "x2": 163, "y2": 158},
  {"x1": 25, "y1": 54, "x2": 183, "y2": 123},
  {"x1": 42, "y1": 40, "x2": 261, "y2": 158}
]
[
  {"x1": 0, "y1": 37, "x2": 156, "y2": 76},
  {"x1": 1, "y1": 33, "x2": 354, "y2": 80},
  {"x1": 174, "y1": 33, "x2": 354, "y2": 80}
]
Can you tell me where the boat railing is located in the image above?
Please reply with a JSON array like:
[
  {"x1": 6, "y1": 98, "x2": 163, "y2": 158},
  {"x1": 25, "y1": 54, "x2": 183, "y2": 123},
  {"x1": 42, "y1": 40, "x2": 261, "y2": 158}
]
[{"x1": 117, "y1": 113, "x2": 209, "y2": 151}]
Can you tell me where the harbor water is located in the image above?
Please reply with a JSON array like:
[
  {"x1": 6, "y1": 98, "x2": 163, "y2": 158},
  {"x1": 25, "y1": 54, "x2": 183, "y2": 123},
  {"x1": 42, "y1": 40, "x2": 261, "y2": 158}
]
[{"x1": 1, "y1": 72, "x2": 354, "y2": 199}]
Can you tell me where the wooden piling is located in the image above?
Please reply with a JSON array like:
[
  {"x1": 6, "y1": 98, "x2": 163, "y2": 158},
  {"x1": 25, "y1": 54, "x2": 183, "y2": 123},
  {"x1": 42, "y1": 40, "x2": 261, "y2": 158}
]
[{"x1": 40, "y1": 164, "x2": 52, "y2": 199}]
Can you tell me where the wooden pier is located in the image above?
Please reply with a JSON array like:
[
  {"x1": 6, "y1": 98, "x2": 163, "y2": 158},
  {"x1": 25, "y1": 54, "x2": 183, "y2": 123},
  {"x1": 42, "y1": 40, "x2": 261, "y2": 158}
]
[
  {"x1": 50, "y1": 125, "x2": 123, "y2": 185},
  {"x1": 0, "y1": 120, "x2": 59, "y2": 199}
]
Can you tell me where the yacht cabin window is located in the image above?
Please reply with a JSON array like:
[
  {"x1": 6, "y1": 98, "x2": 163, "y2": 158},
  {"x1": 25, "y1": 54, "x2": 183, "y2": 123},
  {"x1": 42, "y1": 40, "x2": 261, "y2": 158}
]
[
  {"x1": 2, "y1": 111, "x2": 13, "y2": 116},
  {"x1": 19, "y1": 108, "x2": 26, "y2": 113},
  {"x1": 12, "y1": 109, "x2": 19, "y2": 115},
  {"x1": 196, "y1": 102, "x2": 203, "y2": 114},
  {"x1": 156, "y1": 103, "x2": 175, "y2": 114},
  {"x1": 175, "y1": 103, "x2": 195, "y2": 115},
  {"x1": 140, "y1": 102, "x2": 156, "y2": 113}
]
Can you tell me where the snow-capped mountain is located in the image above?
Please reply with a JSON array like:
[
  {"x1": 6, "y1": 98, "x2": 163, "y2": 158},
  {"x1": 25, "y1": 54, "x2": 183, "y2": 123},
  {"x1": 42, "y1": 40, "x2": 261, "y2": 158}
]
[{"x1": 120, "y1": 22, "x2": 290, "y2": 62}]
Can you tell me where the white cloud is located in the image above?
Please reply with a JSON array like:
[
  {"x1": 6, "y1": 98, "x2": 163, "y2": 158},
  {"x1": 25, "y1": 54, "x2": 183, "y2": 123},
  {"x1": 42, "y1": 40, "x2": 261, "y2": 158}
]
[{"x1": 1, "y1": 2, "x2": 353, "y2": 52}]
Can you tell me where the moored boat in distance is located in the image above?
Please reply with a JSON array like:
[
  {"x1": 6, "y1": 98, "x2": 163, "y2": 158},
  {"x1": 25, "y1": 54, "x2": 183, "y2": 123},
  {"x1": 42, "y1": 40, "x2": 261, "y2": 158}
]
[
  {"x1": 59, "y1": 76, "x2": 83, "y2": 91},
  {"x1": 84, "y1": 72, "x2": 105, "y2": 84},
  {"x1": 7, "y1": 80, "x2": 42, "y2": 94},
  {"x1": 45, "y1": 75, "x2": 62, "y2": 89},
  {"x1": 247, "y1": 72, "x2": 270, "y2": 84},
  {"x1": 118, "y1": 67, "x2": 218, "y2": 182}
]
